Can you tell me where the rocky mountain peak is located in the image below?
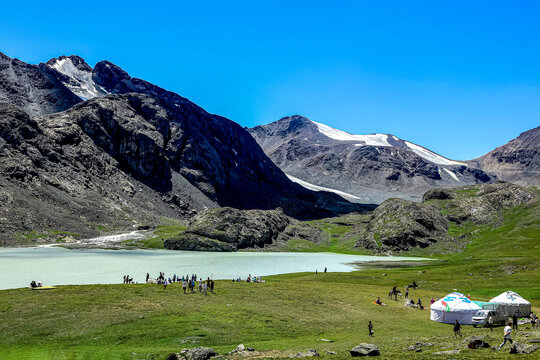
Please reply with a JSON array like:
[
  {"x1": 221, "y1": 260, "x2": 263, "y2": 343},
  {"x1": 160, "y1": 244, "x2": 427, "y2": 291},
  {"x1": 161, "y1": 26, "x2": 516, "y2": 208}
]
[
  {"x1": 46, "y1": 55, "x2": 93, "y2": 73},
  {"x1": 46, "y1": 55, "x2": 107, "y2": 100},
  {"x1": 248, "y1": 116, "x2": 494, "y2": 204}
]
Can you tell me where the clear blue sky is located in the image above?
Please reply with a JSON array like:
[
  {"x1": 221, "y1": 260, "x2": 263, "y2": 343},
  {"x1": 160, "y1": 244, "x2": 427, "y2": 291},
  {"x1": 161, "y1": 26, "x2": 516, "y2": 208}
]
[{"x1": 1, "y1": 1, "x2": 539, "y2": 160}]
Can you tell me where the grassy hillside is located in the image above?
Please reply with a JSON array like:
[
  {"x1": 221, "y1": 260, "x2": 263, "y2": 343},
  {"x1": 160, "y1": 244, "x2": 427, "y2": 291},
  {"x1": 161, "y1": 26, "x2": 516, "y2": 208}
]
[{"x1": 1, "y1": 185, "x2": 538, "y2": 359}]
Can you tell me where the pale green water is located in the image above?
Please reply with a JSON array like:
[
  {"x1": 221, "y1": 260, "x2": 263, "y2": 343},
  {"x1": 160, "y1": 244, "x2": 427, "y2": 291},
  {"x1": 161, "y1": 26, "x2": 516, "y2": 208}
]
[{"x1": 0, "y1": 247, "x2": 425, "y2": 289}]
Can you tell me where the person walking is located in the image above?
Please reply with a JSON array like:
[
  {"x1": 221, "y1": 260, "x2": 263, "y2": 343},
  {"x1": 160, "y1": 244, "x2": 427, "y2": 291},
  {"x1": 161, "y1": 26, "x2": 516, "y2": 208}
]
[
  {"x1": 324, "y1": 267, "x2": 327, "y2": 274},
  {"x1": 512, "y1": 314, "x2": 518, "y2": 331},
  {"x1": 368, "y1": 321, "x2": 374, "y2": 337},
  {"x1": 146, "y1": 273, "x2": 150, "y2": 283},
  {"x1": 405, "y1": 288, "x2": 409, "y2": 299},
  {"x1": 210, "y1": 280, "x2": 214, "y2": 293},
  {"x1": 488, "y1": 315, "x2": 494, "y2": 331},
  {"x1": 163, "y1": 279, "x2": 168, "y2": 290},
  {"x1": 499, "y1": 321, "x2": 513, "y2": 349},
  {"x1": 453, "y1": 320, "x2": 462, "y2": 337},
  {"x1": 182, "y1": 280, "x2": 187, "y2": 294}
]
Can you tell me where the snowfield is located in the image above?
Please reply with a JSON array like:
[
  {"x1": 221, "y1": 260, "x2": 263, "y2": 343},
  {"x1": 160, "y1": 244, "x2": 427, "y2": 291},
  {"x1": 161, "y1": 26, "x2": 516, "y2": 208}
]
[
  {"x1": 286, "y1": 174, "x2": 361, "y2": 202},
  {"x1": 312, "y1": 120, "x2": 466, "y2": 166}
]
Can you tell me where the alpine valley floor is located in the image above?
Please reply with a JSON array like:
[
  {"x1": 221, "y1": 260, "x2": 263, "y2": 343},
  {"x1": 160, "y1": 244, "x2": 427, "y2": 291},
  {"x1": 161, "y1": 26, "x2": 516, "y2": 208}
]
[{"x1": 1, "y1": 192, "x2": 539, "y2": 360}]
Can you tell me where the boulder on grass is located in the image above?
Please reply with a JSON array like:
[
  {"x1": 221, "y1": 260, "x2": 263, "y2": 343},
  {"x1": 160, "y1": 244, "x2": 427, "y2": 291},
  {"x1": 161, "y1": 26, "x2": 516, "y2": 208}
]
[
  {"x1": 350, "y1": 344, "x2": 380, "y2": 357},
  {"x1": 175, "y1": 347, "x2": 217, "y2": 360},
  {"x1": 510, "y1": 342, "x2": 539, "y2": 355},
  {"x1": 468, "y1": 339, "x2": 490, "y2": 349}
]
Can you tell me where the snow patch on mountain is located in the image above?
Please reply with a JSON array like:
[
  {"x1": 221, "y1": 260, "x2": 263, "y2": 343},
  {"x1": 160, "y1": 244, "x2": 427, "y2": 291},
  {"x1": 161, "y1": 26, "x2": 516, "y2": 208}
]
[
  {"x1": 405, "y1": 141, "x2": 465, "y2": 166},
  {"x1": 49, "y1": 57, "x2": 107, "y2": 100},
  {"x1": 443, "y1": 168, "x2": 460, "y2": 181},
  {"x1": 286, "y1": 174, "x2": 361, "y2": 202},
  {"x1": 313, "y1": 121, "x2": 391, "y2": 146}
]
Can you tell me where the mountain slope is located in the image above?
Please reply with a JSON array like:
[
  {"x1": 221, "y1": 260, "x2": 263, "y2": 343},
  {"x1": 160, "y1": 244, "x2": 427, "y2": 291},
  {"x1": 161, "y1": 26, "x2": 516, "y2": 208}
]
[
  {"x1": 0, "y1": 53, "x2": 81, "y2": 116},
  {"x1": 468, "y1": 125, "x2": 540, "y2": 186},
  {"x1": 248, "y1": 115, "x2": 494, "y2": 203},
  {"x1": 0, "y1": 53, "x2": 370, "y2": 244}
]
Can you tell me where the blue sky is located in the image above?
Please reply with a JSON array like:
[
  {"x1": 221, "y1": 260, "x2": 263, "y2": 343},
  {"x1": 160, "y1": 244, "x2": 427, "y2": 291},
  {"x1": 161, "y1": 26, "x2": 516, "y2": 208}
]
[{"x1": 1, "y1": 1, "x2": 539, "y2": 160}]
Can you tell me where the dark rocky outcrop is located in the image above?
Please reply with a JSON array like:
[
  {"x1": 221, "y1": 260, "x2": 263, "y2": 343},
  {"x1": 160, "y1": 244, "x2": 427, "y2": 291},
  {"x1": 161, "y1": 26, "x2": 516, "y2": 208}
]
[
  {"x1": 350, "y1": 344, "x2": 380, "y2": 357},
  {"x1": 439, "y1": 182, "x2": 535, "y2": 225},
  {"x1": 354, "y1": 182, "x2": 536, "y2": 253},
  {"x1": 469, "y1": 126, "x2": 540, "y2": 186},
  {"x1": 248, "y1": 115, "x2": 495, "y2": 204},
  {"x1": 357, "y1": 198, "x2": 447, "y2": 252},
  {"x1": 164, "y1": 207, "x2": 291, "y2": 251}
]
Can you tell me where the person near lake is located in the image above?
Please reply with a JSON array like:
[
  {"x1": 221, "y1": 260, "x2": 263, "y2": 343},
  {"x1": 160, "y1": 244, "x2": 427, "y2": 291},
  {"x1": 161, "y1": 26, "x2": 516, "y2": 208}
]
[
  {"x1": 182, "y1": 280, "x2": 187, "y2": 294},
  {"x1": 499, "y1": 321, "x2": 513, "y2": 349},
  {"x1": 512, "y1": 314, "x2": 518, "y2": 331},
  {"x1": 368, "y1": 321, "x2": 374, "y2": 337},
  {"x1": 324, "y1": 267, "x2": 327, "y2": 274},
  {"x1": 202, "y1": 282, "x2": 208, "y2": 295},
  {"x1": 163, "y1": 279, "x2": 168, "y2": 290},
  {"x1": 453, "y1": 320, "x2": 462, "y2": 337},
  {"x1": 198, "y1": 279, "x2": 203, "y2": 292},
  {"x1": 146, "y1": 273, "x2": 149, "y2": 283},
  {"x1": 315, "y1": 269, "x2": 318, "y2": 275},
  {"x1": 210, "y1": 280, "x2": 214, "y2": 293}
]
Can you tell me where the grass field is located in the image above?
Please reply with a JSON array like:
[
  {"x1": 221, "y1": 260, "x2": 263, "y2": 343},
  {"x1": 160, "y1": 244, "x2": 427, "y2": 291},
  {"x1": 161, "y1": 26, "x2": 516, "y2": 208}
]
[{"x1": 1, "y1": 191, "x2": 539, "y2": 359}]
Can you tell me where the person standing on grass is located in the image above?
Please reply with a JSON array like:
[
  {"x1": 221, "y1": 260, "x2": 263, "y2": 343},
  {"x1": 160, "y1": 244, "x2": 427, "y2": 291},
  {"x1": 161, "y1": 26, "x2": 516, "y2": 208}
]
[
  {"x1": 512, "y1": 314, "x2": 518, "y2": 331},
  {"x1": 405, "y1": 288, "x2": 409, "y2": 299},
  {"x1": 182, "y1": 280, "x2": 187, "y2": 294},
  {"x1": 203, "y1": 282, "x2": 208, "y2": 295},
  {"x1": 453, "y1": 320, "x2": 462, "y2": 337},
  {"x1": 210, "y1": 280, "x2": 214, "y2": 293},
  {"x1": 163, "y1": 279, "x2": 168, "y2": 290},
  {"x1": 146, "y1": 273, "x2": 150, "y2": 283},
  {"x1": 488, "y1": 315, "x2": 494, "y2": 331},
  {"x1": 499, "y1": 321, "x2": 513, "y2": 349},
  {"x1": 324, "y1": 267, "x2": 327, "y2": 274},
  {"x1": 368, "y1": 321, "x2": 374, "y2": 337}
]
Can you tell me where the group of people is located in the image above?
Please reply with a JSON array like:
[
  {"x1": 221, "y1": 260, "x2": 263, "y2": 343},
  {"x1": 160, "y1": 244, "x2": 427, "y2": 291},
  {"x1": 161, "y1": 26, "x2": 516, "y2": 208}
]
[
  {"x1": 180, "y1": 277, "x2": 215, "y2": 294},
  {"x1": 137, "y1": 273, "x2": 216, "y2": 294},
  {"x1": 122, "y1": 275, "x2": 133, "y2": 284},
  {"x1": 233, "y1": 274, "x2": 265, "y2": 283},
  {"x1": 29, "y1": 280, "x2": 43, "y2": 288}
]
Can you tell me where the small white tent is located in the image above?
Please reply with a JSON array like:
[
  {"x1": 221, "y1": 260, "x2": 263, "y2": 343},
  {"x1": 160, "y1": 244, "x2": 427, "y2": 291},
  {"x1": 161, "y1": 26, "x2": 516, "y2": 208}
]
[
  {"x1": 430, "y1": 292, "x2": 481, "y2": 325},
  {"x1": 489, "y1": 291, "x2": 531, "y2": 317}
]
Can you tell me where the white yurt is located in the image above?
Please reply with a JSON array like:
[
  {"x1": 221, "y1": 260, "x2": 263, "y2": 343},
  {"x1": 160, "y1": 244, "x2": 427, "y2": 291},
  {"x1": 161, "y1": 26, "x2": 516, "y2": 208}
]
[
  {"x1": 430, "y1": 292, "x2": 482, "y2": 325},
  {"x1": 489, "y1": 291, "x2": 531, "y2": 317}
]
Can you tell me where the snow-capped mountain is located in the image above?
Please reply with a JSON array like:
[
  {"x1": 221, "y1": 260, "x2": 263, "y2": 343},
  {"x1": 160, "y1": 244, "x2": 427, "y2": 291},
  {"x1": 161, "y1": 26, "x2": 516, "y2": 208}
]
[{"x1": 248, "y1": 115, "x2": 494, "y2": 203}]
